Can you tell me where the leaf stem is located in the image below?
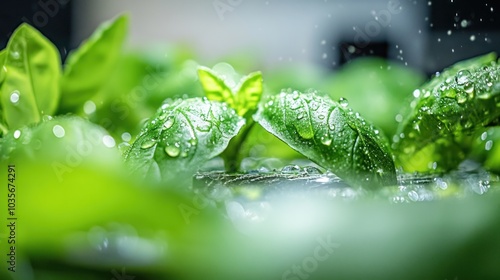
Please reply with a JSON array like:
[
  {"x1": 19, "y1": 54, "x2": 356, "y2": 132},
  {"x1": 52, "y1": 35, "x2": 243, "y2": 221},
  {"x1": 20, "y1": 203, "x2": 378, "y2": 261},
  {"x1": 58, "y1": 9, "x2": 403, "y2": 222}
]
[{"x1": 221, "y1": 120, "x2": 255, "y2": 173}]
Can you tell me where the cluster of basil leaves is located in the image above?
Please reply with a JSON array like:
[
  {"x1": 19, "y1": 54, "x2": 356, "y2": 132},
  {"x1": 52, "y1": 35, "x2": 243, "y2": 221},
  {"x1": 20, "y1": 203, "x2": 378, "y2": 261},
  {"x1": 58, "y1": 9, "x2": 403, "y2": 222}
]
[{"x1": 1, "y1": 14, "x2": 500, "y2": 189}]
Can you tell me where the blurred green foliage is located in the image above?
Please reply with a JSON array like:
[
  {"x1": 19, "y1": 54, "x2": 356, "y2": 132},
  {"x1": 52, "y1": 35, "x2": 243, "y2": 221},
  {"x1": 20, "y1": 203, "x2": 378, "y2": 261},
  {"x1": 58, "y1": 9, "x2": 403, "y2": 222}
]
[{"x1": 2, "y1": 14, "x2": 500, "y2": 280}]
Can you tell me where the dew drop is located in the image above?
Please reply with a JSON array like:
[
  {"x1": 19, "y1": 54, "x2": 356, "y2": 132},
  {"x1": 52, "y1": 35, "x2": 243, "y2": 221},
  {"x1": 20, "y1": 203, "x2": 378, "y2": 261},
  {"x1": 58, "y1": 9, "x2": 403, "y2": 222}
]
[
  {"x1": 52, "y1": 125, "x2": 65, "y2": 138},
  {"x1": 141, "y1": 139, "x2": 157, "y2": 149},
  {"x1": 456, "y1": 91, "x2": 468, "y2": 103},
  {"x1": 297, "y1": 112, "x2": 306, "y2": 120},
  {"x1": 13, "y1": 130, "x2": 21, "y2": 139},
  {"x1": 339, "y1": 97, "x2": 349, "y2": 108},
  {"x1": 163, "y1": 116, "x2": 175, "y2": 129},
  {"x1": 464, "y1": 83, "x2": 475, "y2": 97},
  {"x1": 165, "y1": 146, "x2": 180, "y2": 157},
  {"x1": 321, "y1": 135, "x2": 332, "y2": 146},
  {"x1": 456, "y1": 70, "x2": 471, "y2": 85},
  {"x1": 188, "y1": 138, "x2": 198, "y2": 146},
  {"x1": 10, "y1": 91, "x2": 20, "y2": 104},
  {"x1": 196, "y1": 123, "x2": 212, "y2": 132},
  {"x1": 395, "y1": 114, "x2": 403, "y2": 123},
  {"x1": 281, "y1": 165, "x2": 301, "y2": 174}
]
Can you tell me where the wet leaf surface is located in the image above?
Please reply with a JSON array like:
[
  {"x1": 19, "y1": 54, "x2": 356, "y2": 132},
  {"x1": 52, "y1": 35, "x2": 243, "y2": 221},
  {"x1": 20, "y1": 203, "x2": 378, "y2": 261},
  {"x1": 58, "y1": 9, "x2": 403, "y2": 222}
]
[
  {"x1": 255, "y1": 90, "x2": 396, "y2": 188},
  {"x1": 126, "y1": 98, "x2": 245, "y2": 185},
  {"x1": 393, "y1": 53, "x2": 500, "y2": 173}
]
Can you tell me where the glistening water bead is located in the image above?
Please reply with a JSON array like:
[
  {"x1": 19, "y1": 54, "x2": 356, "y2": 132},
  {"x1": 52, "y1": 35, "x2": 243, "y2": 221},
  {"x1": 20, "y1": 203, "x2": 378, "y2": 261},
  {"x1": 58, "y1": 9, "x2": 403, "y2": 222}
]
[{"x1": 52, "y1": 125, "x2": 65, "y2": 138}]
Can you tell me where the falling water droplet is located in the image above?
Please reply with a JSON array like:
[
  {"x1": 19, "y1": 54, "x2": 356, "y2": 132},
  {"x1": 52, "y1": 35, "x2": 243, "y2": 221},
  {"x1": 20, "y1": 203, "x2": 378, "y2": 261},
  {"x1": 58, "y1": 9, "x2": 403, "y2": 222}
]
[
  {"x1": 470, "y1": 35, "x2": 476, "y2": 41},
  {"x1": 165, "y1": 146, "x2": 180, "y2": 157},
  {"x1": 52, "y1": 125, "x2": 65, "y2": 138},
  {"x1": 10, "y1": 91, "x2": 20, "y2": 104}
]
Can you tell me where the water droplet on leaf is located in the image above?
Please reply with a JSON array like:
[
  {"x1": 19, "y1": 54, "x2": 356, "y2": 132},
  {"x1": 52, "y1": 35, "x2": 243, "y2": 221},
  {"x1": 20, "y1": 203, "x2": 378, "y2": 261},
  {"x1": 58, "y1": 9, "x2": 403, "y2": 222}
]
[
  {"x1": 52, "y1": 125, "x2": 65, "y2": 138},
  {"x1": 163, "y1": 116, "x2": 175, "y2": 129},
  {"x1": 456, "y1": 70, "x2": 471, "y2": 85},
  {"x1": 456, "y1": 91, "x2": 468, "y2": 103},
  {"x1": 339, "y1": 97, "x2": 349, "y2": 108},
  {"x1": 320, "y1": 135, "x2": 332, "y2": 146},
  {"x1": 141, "y1": 139, "x2": 157, "y2": 149},
  {"x1": 165, "y1": 146, "x2": 180, "y2": 157}
]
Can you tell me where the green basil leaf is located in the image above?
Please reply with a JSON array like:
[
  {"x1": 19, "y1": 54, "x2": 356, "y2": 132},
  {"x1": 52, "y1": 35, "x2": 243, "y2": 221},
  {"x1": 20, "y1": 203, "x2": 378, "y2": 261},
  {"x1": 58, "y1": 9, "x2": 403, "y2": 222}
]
[
  {"x1": 126, "y1": 97, "x2": 245, "y2": 185},
  {"x1": 255, "y1": 90, "x2": 396, "y2": 188},
  {"x1": 235, "y1": 71, "x2": 263, "y2": 117},
  {"x1": 0, "y1": 23, "x2": 61, "y2": 130},
  {"x1": 197, "y1": 66, "x2": 235, "y2": 107},
  {"x1": 60, "y1": 14, "x2": 128, "y2": 109},
  {"x1": 393, "y1": 53, "x2": 500, "y2": 172}
]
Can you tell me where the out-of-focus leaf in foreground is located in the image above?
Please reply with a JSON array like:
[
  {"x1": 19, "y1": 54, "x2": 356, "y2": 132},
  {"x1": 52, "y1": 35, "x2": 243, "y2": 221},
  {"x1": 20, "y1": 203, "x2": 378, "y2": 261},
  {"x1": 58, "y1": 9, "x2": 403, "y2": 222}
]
[
  {"x1": 393, "y1": 53, "x2": 500, "y2": 173},
  {"x1": 255, "y1": 90, "x2": 396, "y2": 188}
]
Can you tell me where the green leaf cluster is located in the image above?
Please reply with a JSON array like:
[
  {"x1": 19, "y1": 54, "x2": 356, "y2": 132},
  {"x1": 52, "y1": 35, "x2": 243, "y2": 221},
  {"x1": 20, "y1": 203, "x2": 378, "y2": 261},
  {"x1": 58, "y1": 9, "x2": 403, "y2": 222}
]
[{"x1": 0, "y1": 14, "x2": 128, "y2": 133}]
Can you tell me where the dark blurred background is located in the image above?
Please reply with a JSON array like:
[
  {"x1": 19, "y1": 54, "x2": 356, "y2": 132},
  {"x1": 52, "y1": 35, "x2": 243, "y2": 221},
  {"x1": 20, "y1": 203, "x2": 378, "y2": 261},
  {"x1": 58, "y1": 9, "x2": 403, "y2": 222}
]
[{"x1": 1, "y1": 0, "x2": 499, "y2": 75}]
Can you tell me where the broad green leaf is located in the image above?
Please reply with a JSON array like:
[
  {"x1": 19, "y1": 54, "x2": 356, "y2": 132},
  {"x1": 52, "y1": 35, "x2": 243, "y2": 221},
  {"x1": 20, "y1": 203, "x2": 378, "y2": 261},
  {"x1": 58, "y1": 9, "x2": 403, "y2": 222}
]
[
  {"x1": 126, "y1": 98, "x2": 245, "y2": 185},
  {"x1": 235, "y1": 71, "x2": 263, "y2": 117},
  {"x1": 198, "y1": 66, "x2": 234, "y2": 107},
  {"x1": 0, "y1": 23, "x2": 61, "y2": 130},
  {"x1": 393, "y1": 53, "x2": 500, "y2": 172},
  {"x1": 60, "y1": 14, "x2": 128, "y2": 109},
  {"x1": 324, "y1": 57, "x2": 425, "y2": 137},
  {"x1": 255, "y1": 90, "x2": 396, "y2": 188}
]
